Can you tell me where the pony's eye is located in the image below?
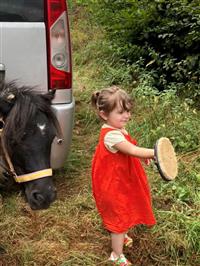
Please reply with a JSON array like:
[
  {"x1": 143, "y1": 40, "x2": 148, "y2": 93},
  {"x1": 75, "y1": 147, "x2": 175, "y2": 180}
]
[{"x1": 21, "y1": 132, "x2": 27, "y2": 140}]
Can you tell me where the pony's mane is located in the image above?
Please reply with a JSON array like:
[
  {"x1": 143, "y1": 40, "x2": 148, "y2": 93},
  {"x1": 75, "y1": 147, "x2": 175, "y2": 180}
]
[{"x1": 0, "y1": 82, "x2": 61, "y2": 155}]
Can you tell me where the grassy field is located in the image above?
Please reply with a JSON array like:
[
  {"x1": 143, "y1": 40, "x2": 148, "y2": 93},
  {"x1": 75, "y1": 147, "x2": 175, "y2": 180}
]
[{"x1": 0, "y1": 5, "x2": 200, "y2": 266}]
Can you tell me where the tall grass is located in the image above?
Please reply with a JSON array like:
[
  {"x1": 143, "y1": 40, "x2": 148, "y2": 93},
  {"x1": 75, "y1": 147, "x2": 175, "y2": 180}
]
[
  {"x1": 0, "y1": 4, "x2": 199, "y2": 266},
  {"x1": 71, "y1": 5, "x2": 200, "y2": 265}
]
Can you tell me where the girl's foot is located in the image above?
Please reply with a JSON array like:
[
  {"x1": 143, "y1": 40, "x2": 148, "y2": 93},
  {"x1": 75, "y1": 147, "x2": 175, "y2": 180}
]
[
  {"x1": 124, "y1": 234, "x2": 133, "y2": 247},
  {"x1": 108, "y1": 252, "x2": 132, "y2": 265}
]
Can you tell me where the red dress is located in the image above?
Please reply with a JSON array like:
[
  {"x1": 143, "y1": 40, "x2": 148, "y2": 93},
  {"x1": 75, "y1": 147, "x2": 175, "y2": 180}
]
[{"x1": 92, "y1": 128, "x2": 156, "y2": 233}]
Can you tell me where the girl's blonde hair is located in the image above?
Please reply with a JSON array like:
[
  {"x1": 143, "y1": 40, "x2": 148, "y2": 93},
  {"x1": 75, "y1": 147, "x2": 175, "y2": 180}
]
[{"x1": 91, "y1": 86, "x2": 133, "y2": 114}]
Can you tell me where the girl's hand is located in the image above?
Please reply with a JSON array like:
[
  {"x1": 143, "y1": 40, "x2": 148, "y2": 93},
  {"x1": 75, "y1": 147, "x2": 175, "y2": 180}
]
[{"x1": 144, "y1": 159, "x2": 151, "y2": 166}]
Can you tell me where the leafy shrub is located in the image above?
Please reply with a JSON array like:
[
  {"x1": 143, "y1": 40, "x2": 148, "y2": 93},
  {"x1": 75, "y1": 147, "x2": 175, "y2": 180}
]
[{"x1": 82, "y1": 0, "x2": 200, "y2": 102}]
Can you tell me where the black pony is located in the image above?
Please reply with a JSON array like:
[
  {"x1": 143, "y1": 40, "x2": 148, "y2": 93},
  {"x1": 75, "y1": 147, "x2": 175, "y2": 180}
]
[{"x1": 0, "y1": 82, "x2": 60, "y2": 210}]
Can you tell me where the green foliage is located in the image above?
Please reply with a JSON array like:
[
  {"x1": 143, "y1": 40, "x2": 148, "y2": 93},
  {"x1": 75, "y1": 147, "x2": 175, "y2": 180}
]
[
  {"x1": 72, "y1": 3, "x2": 200, "y2": 264},
  {"x1": 81, "y1": 0, "x2": 200, "y2": 102},
  {"x1": 128, "y1": 82, "x2": 200, "y2": 152},
  {"x1": 0, "y1": 4, "x2": 199, "y2": 266}
]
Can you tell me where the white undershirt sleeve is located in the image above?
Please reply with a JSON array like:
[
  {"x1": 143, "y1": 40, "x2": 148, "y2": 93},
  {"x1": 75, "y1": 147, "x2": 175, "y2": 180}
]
[{"x1": 104, "y1": 130, "x2": 127, "y2": 153}]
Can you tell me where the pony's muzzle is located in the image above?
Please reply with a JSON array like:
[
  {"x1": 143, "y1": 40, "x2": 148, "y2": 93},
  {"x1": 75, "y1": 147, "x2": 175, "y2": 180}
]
[{"x1": 29, "y1": 186, "x2": 57, "y2": 210}]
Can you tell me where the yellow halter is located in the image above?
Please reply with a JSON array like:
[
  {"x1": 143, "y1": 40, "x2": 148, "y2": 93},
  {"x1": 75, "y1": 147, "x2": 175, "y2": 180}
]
[{"x1": 14, "y1": 168, "x2": 53, "y2": 183}]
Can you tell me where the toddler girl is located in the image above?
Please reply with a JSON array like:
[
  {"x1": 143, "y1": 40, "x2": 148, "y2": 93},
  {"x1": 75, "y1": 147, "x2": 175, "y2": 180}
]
[{"x1": 91, "y1": 86, "x2": 156, "y2": 265}]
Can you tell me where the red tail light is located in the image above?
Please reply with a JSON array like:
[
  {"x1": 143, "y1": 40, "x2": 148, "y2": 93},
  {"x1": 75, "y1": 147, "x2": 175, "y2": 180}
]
[{"x1": 45, "y1": 0, "x2": 72, "y2": 90}]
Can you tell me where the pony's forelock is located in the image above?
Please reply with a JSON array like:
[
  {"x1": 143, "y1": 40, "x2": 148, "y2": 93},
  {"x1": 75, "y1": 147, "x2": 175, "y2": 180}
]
[{"x1": 1, "y1": 83, "x2": 60, "y2": 156}]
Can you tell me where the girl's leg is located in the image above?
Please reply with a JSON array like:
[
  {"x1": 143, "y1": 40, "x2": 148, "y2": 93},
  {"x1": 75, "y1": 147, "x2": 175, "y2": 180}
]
[
  {"x1": 110, "y1": 232, "x2": 125, "y2": 257},
  {"x1": 124, "y1": 233, "x2": 133, "y2": 247},
  {"x1": 109, "y1": 233, "x2": 132, "y2": 265}
]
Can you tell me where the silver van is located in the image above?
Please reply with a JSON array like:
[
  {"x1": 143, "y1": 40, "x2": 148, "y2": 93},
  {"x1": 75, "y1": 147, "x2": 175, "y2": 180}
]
[{"x1": 0, "y1": 0, "x2": 74, "y2": 169}]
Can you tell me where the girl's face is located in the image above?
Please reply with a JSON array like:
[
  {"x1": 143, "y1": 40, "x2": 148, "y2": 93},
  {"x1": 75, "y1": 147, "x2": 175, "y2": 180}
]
[{"x1": 100, "y1": 105, "x2": 131, "y2": 129}]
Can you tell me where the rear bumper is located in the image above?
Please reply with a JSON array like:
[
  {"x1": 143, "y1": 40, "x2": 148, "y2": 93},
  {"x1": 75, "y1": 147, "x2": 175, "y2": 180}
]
[{"x1": 50, "y1": 98, "x2": 75, "y2": 169}]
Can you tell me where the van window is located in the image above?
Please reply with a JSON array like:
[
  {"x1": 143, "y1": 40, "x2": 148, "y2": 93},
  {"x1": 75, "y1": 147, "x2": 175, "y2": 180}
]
[{"x1": 0, "y1": 0, "x2": 44, "y2": 22}]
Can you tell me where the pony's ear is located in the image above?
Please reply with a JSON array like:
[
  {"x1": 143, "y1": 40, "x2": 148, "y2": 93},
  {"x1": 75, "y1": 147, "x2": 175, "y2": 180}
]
[
  {"x1": 41, "y1": 90, "x2": 55, "y2": 102},
  {"x1": 48, "y1": 89, "x2": 56, "y2": 97},
  {"x1": 0, "y1": 93, "x2": 15, "y2": 116}
]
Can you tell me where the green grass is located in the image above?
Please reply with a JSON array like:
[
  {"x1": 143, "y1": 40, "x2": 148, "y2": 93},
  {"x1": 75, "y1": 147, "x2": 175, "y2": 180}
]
[{"x1": 0, "y1": 5, "x2": 199, "y2": 266}]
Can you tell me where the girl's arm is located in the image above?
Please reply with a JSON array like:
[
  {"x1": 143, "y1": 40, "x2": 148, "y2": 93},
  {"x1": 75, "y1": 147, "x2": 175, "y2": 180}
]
[{"x1": 114, "y1": 141, "x2": 154, "y2": 159}]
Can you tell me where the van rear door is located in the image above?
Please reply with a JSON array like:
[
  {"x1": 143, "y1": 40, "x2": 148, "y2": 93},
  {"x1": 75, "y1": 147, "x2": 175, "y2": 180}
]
[{"x1": 0, "y1": 0, "x2": 48, "y2": 92}]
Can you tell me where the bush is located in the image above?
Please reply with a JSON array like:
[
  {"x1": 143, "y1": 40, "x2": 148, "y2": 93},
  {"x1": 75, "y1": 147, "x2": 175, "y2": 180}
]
[{"x1": 83, "y1": 0, "x2": 200, "y2": 102}]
